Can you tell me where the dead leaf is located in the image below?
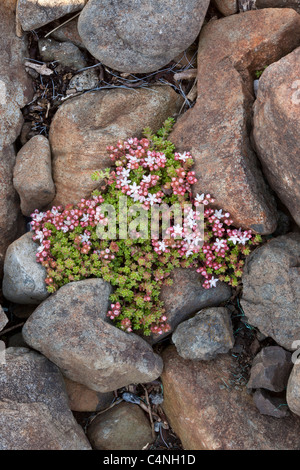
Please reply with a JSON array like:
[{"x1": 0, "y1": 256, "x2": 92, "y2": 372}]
[
  {"x1": 24, "y1": 61, "x2": 53, "y2": 76},
  {"x1": 174, "y1": 69, "x2": 197, "y2": 81}
]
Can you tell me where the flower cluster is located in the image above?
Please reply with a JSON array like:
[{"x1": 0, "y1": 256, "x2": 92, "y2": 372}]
[{"x1": 31, "y1": 118, "x2": 262, "y2": 336}]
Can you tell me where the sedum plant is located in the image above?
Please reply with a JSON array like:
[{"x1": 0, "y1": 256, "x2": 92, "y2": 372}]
[{"x1": 31, "y1": 118, "x2": 262, "y2": 336}]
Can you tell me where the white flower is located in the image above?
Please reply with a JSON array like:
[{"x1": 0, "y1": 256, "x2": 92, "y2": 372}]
[
  {"x1": 146, "y1": 193, "x2": 159, "y2": 206},
  {"x1": 209, "y1": 276, "x2": 219, "y2": 288},
  {"x1": 185, "y1": 249, "x2": 194, "y2": 257},
  {"x1": 51, "y1": 207, "x2": 59, "y2": 216},
  {"x1": 173, "y1": 224, "x2": 183, "y2": 236},
  {"x1": 178, "y1": 152, "x2": 189, "y2": 162},
  {"x1": 120, "y1": 177, "x2": 131, "y2": 187},
  {"x1": 157, "y1": 241, "x2": 167, "y2": 252},
  {"x1": 61, "y1": 226, "x2": 69, "y2": 233},
  {"x1": 142, "y1": 174, "x2": 152, "y2": 183},
  {"x1": 186, "y1": 218, "x2": 196, "y2": 229},
  {"x1": 80, "y1": 233, "x2": 90, "y2": 244},
  {"x1": 32, "y1": 211, "x2": 45, "y2": 222},
  {"x1": 183, "y1": 233, "x2": 194, "y2": 245},
  {"x1": 238, "y1": 234, "x2": 250, "y2": 245},
  {"x1": 195, "y1": 193, "x2": 205, "y2": 203},
  {"x1": 145, "y1": 155, "x2": 155, "y2": 166},
  {"x1": 121, "y1": 168, "x2": 131, "y2": 178},
  {"x1": 37, "y1": 244, "x2": 45, "y2": 253},
  {"x1": 80, "y1": 214, "x2": 90, "y2": 223},
  {"x1": 213, "y1": 238, "x2": 226, "y2": 251},
  {"x1": 130, "y1": 191, "x2": 141, "y2": 202},
  {"x1": 228, "y1": 233, "x2": 240, "y2": 245},
  {"x1": 127, "y1": 155, "x2": 138, "y2": 163},
  {"x1": 129, "y1": 182, "x2": 140, "y2": 193},
  {"x1": 214, "y1": 209, "x2": 225, "y2": 219},
  {"x1": 191, "y1": 235, "x2": 202, "y2": 247},
  {"x1": 35, "y1": 230, "x2": 44, "y2": 242}
]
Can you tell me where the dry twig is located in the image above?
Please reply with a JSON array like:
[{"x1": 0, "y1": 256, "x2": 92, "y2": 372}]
[{"x1": 44, "y1": 12, "x2": 81, "y2": 39}]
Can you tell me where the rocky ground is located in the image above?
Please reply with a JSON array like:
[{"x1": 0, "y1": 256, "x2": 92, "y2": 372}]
[{"x1": 0, "y1": 0, "x2": 300, "y2": 451}]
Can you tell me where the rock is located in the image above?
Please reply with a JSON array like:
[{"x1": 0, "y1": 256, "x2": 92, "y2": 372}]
[
  {"x1": 0, "y1": 0, "x2": 33, "y2": 150},
  {"x1": 0, "y1": 0, "x2": 33, "y2": 281},
  {"x1": 247, "y1": 346, "x2": 293, "y2": 392},
  {"x1": 22, "y1": 279, "x2": 164, "y2": 392},
  {"x1": 17, "y1": 0, "x2": 88, "y2": 31},
  {"x1": 51, "y1": 17, "x2": 85, "y2": 49},
  {"x1": 0, "y1": 81, "x2": 23, "y2": 152},
  {"x1": 287, "y1": 365, "x2": 300, "y2": 417},
  {"x1": 49, "y1": 86, "x2": 183, "y2": 206},
  {"x1": 0, "y1": 307, "x2": 8, "y2": 332},
  {"x1": 172, "y1": 307, "x2": 234, "y2": 361},
  {"x1": 87, "y1": 402, "x2": 154, "y2": 450},
  {"x1": 253, "y1": 47, "x2": 300, "y2": 227},
  {"x1": 68, "y1": 69, "x2": 99, "y2": 92},
  {"x1": 63, "y1": 377, "x2": 114, "y2": 412},
  {"x1": 256, "y1": 0, "x2": 300, "y2": 13},
  {"x1": 213, "y1": 0, "x2": 238, "y2": 15},
  {"x1": 0, "y1": 347, "x2": 91, "y2": 450},
  {"x1": 13, "y1": 135, "x2": 55, "y2": 216},
  {"x1": 0, "y1": 146, "x2": 24, "y2": 283},
  {"x1": 170, "y1": 9, "x2": 300, "y2": 234},
  {"x1": 148, "y1": 268, "x2": 231, "y2": 344},
  {"x1": 78, "y1": 0, "x2": 210, "y2": 73},
  {"x1": 161, "y1": 346, "x2": 300, "y2": 450},
  {"x1": 253, "y1": 389, "x2": 290, "y2": 418},
  {"x1": 253, "y1": 78, "x2": 259, "y2": 97},
  {"x1": 38, "y1": 38, "x2": 87, "y2": 71},
  {"x1": 2, "y1": 232, "x2": 49, "y2": 305},
  {"x1": 241, "y1": 233, "x2": 300, "y2": 350}
]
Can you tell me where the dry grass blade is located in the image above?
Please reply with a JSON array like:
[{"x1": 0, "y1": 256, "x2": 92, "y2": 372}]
[
  {"x1": 44, "y1": 12, "x2": 81, "y2": 38},
  {"x1": 0, "y1": 322, "x2": 25, "y2": 337},
  {"x1": 141, "y1": 385, "x2": 156, "y2": 440}
]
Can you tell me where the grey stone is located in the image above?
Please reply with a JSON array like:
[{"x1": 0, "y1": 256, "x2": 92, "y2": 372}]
[
  {"x1": 253, "y1": 389, "x2": 290, "y2": 418},
  {"x1": 51, "y1": 17, "x2": 85, "y2": 49},
  {"x1": 247, "y1": 346, "x2": 293, "y2": 392},
  {"x1": 213, "y1": 0, "x2": 238, "y2": 15},
  {"x1": 0, "y1": 307, "x2": 8, "y2": 332},
  {"x1": 63, "y1": 377, "x2": 114, "y2": 412},
  {"x1": 39, "y1": 38, "x2": 87, "y2": 71},
  {"x1": 0, "y1": 146, "x2": 24, "y2": 284},
  {"x1": 17, "y1": 0, "x2": 88, "y2": 31},
  {"x1": 241, "y1": 234, "x2": 300, "y2": 350},
  {"x1": 172, "y1": 307, "x2": 234, "y2": 361},
  {"x1": 13, "y1": 135, "x2": 55, "y2": 216},
  {"x1": 161, "y1": 347, "x2": 300, "y2": 450},
  {"x1": 287, "y1": 364, "x2": 300, "y2": 417},
  {"x1": 2, "y1": 232, "x2": 49, "y2": 305},
  {"x1": 170, "y1": 9, "x2": 300, "y2": 234},
  {"x1": 0, "y1": 0, "x2": 33, "y2": 282},
  {"x1": 148, "y1": 268, "x2": 232, "y2": 344},
  {"x1": 49, "y1": 86, "x2": 183, "y2": 206},
  {"x1": 87, "y1": 402, "x2": 154, "y2": 450},
  {"x1": 253, "y1": 47, "x2": 300, "y2": 227},
  {"x1": 0, "y1": 0, "x2": 33, "y2": 151},
  {"x1": 78, "y1": 0, "x2": 210, "y2": 73},
  {"x1": 68, "y1": 69, "x2": 99, "y2": 92},
  {"x1": 22, "y1": 279, "x2": 163, "y2": 392},
  {"x1": 0, "y1": 347, "x2": 91, "y2": 450}
]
